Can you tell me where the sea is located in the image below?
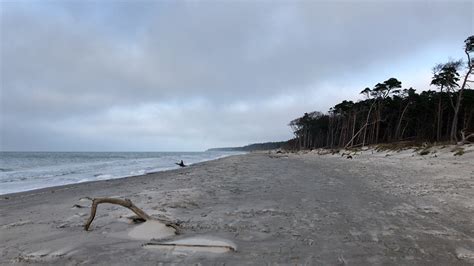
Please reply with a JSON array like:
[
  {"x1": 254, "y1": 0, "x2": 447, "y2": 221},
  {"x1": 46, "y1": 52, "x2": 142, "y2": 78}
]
[{"x1": 0, "y1": 151, "x2": 243, "y2": 195}]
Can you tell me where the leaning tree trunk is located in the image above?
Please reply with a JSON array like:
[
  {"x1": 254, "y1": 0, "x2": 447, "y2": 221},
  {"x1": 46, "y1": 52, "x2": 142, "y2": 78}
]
[
  {"x1": 451, "y1": 64, "x2": 473, "y2": 142},
  {"x1": 395, "y1": 100, "x2": 410, "y2": 141},
  {"x1": 451, "y1": 48, "x2": 473, "y2": 142},
  {"x1": 451, "y1": 91, "x2": 463, "y2": 142}
]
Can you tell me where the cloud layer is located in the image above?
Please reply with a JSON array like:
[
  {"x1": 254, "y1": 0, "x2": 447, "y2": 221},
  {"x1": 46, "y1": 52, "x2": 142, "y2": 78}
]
[{"x1": 1, "y1": 1, "x2": 473, "y2": 151}]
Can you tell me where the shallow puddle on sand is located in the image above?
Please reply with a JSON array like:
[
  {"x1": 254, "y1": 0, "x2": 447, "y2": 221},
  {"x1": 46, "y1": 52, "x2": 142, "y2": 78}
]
[
  {"x1": 127, "y1": 220, "x2": 175, "y2": 240},
  {"x1": 144, "y1": 236, "x2": 236, "y2": 254}
]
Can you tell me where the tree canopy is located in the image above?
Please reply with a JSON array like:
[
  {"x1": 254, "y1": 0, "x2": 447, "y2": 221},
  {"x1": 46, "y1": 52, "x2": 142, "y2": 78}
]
[{"x1": 286, "y1": 36, "x2": 474, "y2": 149}]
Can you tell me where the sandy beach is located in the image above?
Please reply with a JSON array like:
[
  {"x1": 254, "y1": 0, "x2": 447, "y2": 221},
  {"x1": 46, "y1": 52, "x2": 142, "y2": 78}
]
[{"x1": 1, "y1": 146, "x2": 474, "y2": 265}]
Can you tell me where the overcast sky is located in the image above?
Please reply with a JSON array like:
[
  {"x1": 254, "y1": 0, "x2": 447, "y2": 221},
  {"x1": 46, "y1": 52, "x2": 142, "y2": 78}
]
[{"x1": 1, "y1": 1, "x2": 473, "y2": 151}]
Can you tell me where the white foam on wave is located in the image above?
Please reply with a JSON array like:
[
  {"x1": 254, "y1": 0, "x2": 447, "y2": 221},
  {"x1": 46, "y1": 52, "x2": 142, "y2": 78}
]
[
  {"x1": 130, "y1": 170, "x2": 146, "y2": 176},
  {"x1": 95, "y1": 174, "x2": 113, "y2": 180}
]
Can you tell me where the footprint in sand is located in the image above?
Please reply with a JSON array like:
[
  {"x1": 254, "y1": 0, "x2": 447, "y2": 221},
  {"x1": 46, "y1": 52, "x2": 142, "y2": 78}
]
[{"x1": 15, "y1": 247, "x2": 77, "y2": 263}]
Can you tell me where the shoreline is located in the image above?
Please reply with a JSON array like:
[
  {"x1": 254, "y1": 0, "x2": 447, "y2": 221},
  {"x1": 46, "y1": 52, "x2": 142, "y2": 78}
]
[
  {"x1": 1, "y1": 150, "x2": 473, "y2": 264},
  {"x1": 1, "y1": 153, "x2": 244, "y2": 197},
  {"x1": 1, "y1": 154, "x2": 243, "y2": 198}
]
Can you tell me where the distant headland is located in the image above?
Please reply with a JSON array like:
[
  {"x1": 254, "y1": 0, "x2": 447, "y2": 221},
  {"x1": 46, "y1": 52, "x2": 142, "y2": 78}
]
[{"x1": 207, "y1": 141, "x2": 286, "y2": 152}]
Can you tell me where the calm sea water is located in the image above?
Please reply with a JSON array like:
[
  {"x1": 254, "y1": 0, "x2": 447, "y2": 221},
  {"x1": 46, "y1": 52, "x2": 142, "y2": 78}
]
[{"x1": 0, "y1": 151, "x2": 243, "y2": 195}]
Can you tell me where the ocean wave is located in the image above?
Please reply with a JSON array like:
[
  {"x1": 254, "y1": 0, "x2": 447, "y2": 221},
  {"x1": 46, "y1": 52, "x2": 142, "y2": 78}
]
[
  {"x1": 0, "y1": 177, "x2": 28, "y2": 183},
  {"x1": 95, "y1": 174, "x2": 113, "y2": 180},
  {"x1": 0, "y1": 151, "x2": 244, "y2": 194},
  {"x1": 130, "y1": 169, "x2": 146, "y2": 176}
]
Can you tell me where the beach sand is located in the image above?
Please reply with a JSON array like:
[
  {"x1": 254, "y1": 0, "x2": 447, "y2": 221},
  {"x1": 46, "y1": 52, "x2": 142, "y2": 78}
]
[{"x1": 1, "y1": 146, "x2": 473, "y2": 265}]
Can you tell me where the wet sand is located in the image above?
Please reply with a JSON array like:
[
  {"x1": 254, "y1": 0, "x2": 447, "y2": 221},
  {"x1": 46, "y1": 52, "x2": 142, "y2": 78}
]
[{"x1": 1, "y1": 148, "x2": 473, "y2": 265}]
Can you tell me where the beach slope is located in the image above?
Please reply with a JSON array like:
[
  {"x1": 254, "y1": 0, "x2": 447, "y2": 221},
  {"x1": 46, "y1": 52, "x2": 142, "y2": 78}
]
[{"x1": 1, "y1": 150, "x2": 473, "y2": 264}]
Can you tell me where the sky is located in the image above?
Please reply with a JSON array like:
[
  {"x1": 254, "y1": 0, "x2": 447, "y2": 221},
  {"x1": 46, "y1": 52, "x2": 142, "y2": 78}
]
[{"x1": 1, "y1": 0, "x2": 473, "y2": 151}]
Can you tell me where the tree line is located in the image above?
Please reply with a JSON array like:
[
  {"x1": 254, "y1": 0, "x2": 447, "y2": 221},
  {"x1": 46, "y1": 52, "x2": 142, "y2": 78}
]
[
  {"x1": 208, "y1": 141, "x2": 287, "y2": 152},
  {"x1": 288, "y1": 36, "x2": 474, "y2": 150}
]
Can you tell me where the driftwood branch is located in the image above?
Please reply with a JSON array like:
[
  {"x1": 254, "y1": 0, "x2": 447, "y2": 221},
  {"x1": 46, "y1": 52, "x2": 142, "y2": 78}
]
[
  {"x1": 84, "y1": 197, "x2": 179, "y2": 231},
  {"x1": 144, "y1": 242, "x2": 236, "y2": 251}
]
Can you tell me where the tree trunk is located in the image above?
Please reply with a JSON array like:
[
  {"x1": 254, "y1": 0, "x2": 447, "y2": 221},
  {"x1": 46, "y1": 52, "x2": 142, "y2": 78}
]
[
  {"x1": 375, "y1": 102, "x2": 381, "y2": 144},
  {"x1": 395, "y1": 101, "x2": 410, "y2": 140},
  {"x1": 436, "y1": 86, "x2": 444, "y2": 141},
  {"x1": 362, "y1": 100, "x2": 376, "y2": 147},
  {"x1": 349, "y1": 112, "x2": 357, "y2": 147},
  {"x1": 400, "y1": 121, "x2": 409, "y2": 139},
  {"x1": 451, "y1": 63, "x2": 473, "y2": 142},
  {"x1": 451, "y1": 48, "x2": 473, "y2": 142}
]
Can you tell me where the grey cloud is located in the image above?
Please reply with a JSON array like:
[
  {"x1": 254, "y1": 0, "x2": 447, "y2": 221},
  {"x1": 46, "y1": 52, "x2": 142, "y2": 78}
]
[{"x1": 1, "y1": 1, "x2": 472, "y2": 151}]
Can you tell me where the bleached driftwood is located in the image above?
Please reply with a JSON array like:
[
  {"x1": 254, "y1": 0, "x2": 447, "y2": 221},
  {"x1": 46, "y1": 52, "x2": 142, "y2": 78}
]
[
  {"x1": 143, "y1": 242, "x2": 236, "y2": 251},
  {"x1": 459, "y1": 130, "x2": 474, "y2": 145},
  {"x1": 84, "y1": 197, "x2": 179, "y2": 231}
]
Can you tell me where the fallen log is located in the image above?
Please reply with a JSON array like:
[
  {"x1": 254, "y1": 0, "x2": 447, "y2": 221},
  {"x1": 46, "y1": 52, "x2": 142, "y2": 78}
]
[{"x1": 83, "y1": 197, "x2": 179, "y2": 232}]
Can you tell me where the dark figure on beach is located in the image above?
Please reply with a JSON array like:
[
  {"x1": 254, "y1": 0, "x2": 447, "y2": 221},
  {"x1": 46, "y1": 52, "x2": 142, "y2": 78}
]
[{"x1": 175, "y1": 160, "x2": 186, "y2": 167}]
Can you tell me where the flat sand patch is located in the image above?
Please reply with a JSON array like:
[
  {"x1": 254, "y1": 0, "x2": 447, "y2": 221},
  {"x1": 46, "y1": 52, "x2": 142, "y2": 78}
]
[{"x1": 128, "y1": 220, "x2": 176, "y2": 240}]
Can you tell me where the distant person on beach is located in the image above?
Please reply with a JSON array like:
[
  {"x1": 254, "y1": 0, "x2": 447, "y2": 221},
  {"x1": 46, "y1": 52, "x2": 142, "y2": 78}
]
[{"x1": 175, "y1": 160, "x2": 186, "y2": 167}]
